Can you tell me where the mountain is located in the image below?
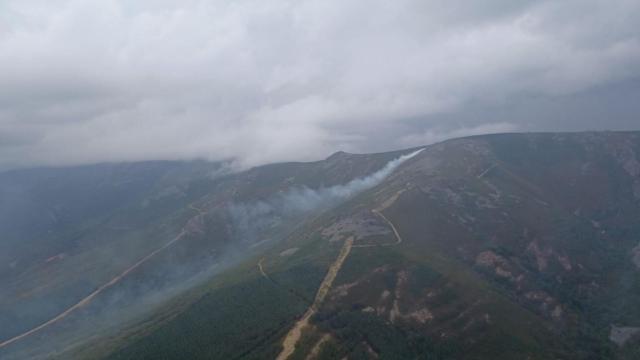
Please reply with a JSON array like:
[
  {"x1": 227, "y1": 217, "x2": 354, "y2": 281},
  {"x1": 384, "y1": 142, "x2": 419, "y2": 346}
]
[
  {"x1": 0, "y1": 148, "x2": 408, "y2": 359},
  {"x1": 1, "y1": 131, "x2": 640, "y2": 359}
]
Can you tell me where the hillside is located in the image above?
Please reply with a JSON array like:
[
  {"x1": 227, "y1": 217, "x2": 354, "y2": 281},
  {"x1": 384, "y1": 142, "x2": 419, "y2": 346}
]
[
  {"x1": 2, "y1": 131, "x2": 640, "y2": 359},
  {"x1": 0, "y1": 147, "x2": 409, "y2": 359}
]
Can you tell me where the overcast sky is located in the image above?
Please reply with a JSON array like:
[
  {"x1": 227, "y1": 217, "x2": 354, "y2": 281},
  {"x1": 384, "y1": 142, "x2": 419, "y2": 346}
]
[{"x1": 1, "y1": 0, "x2": 639, "y2": 170}]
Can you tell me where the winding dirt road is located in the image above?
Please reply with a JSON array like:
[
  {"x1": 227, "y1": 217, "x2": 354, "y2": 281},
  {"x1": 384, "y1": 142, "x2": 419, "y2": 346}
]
[
  {"x1": 258, "y1": 257, "x2": 269, "y2": 279},
  {"x1": 0, "y1": 203, "x2": 205, "y2": 349}
]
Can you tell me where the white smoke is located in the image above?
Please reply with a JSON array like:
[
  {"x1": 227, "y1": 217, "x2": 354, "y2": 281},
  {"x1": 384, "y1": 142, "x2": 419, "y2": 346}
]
[
  {"x1": 321, "y1": 148, "x2": 423, "y2": 198},
  {"x1": 229, "y1": 148, "x2": 423, "y2": 242}
]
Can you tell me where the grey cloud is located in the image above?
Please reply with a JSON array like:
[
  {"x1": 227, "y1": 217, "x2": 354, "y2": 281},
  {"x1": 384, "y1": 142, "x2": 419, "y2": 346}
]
[{"x1": 1, "y1": 0, "x2": 639, "y2": 170}]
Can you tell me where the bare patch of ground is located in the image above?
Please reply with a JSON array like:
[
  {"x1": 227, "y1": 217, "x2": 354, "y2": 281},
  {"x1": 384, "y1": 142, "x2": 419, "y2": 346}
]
[
  {"x1": 321, "y1": 213, "x2": 390, "y2": 243},
  {"x1": 525, "y1": 241, "x2": 572, "y2": 272},
  {"x1": 376, "y1": 189, "x2": 406, "y2": 212},
  {"x1": 631, "y1": 243, "x2": 640, "y2": 269},
  {"x1": 610, "y1": 325, "x2": 640, "y2": 346},
  {"x1": 475, "y1": 251, "x2": 516, "y2": 281},
  {"x1": 304, "y1": 334, "x2": 332, "y2": 360},
  {"x1": 353, "y1": 210, "x2": 403, "y2": 248},
  {"x1": 280, "y1": 247, "x2": 299, "y2": 257}
]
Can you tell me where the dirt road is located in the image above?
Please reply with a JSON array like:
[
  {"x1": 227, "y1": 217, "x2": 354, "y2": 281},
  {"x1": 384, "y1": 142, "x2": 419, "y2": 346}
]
[
  {"x1": 0, "y1": 203, "x2": 204, "y2": 349},
  {"x1": 258, "y1": 257, "x2": 269, "y2": 279},
  {"x1": 477, "y1": 164, "x2": 496, "y2": 179},
  {"x1": 305, "y1": 334, "x2": 332, "y2": 360},
  {"x1": 188, "y1": 203, "x2": 206, "y2": 215},
  {"x1": 276, "y1": 237, "x2": 354, "y2": 360}
]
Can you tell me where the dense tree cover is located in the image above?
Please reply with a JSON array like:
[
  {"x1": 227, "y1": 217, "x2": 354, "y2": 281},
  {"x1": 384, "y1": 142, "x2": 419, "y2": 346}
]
[
  {"x1": 108, "y1": 272, "x2": 313, "y2": 360},
  {"x1": 314, "y1": 309, "x2": 449, "y2": 360}
]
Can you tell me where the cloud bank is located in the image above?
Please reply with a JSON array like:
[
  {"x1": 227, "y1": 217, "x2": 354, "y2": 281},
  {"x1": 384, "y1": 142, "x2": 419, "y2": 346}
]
[{"x1": 1, "y1": 0, "x2": 640, "y2": 169}]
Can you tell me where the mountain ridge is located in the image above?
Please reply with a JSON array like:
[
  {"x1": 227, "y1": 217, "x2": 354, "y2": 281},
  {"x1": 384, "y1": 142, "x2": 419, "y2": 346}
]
[{"x1": 1, "y1": 130, "x2": 640, "y2": 359}]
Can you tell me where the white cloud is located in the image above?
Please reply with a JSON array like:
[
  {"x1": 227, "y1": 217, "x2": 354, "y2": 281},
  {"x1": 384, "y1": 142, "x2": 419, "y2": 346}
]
[
  {"x1": 1, "y1": 0, "x2": 639, "y2": 169},
  {"x1": 399, "y1": 122, "x2": 520, "y2": 148}
]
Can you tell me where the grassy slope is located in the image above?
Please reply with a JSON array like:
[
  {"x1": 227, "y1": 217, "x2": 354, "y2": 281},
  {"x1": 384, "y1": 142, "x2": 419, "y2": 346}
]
[
  {"x1": 25, "y1": 131, "x2": 640, "y2": 360},
  {"x1": 103, "y1": 228, "x2": 339, "y2": 359}
]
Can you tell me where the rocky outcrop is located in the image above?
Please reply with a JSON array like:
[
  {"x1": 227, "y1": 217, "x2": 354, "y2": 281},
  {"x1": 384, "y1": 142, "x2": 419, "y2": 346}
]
[
  {"x1": 475, "y1": 250, "x2": 517, "y2": 281},
  {"x1": 610, "y1": 325, "x2": 640, "y2": 346},
  {"x1": 526, "y1": 241, "x2": 572, "y2": 272},
  {"x1": 632, "y1": 243, "x2": 640, "y2": 269}
]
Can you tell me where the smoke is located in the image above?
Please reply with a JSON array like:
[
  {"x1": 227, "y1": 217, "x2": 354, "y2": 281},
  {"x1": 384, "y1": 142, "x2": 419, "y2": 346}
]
[
  {"x1": 229, "y1": 148, "x2": 423, "y2": 243},
  {"x1": 0, "y1": 149, "x2": 425, "y2": 359}
]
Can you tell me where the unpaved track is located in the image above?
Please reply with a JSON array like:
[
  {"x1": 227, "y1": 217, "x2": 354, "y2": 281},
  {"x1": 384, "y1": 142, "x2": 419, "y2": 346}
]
[
  {"x1": 188, "y1": 203, "x2": 206, "y2": 215},
  {"x1": 305, "y1": 334, "x2": 331, "y2": 360},
  {"x1": 477, "y1": 164, "x2": 496, "y2": 179},
  {"x1": 258, "y1": 257, "x2": 269, "y2": 279},
  {"x1": 276, "y1": 237, "x2": 353, "y2": 360},
  {"x1": 0, "y1": 203, "x2": 204, "y2": 349}
]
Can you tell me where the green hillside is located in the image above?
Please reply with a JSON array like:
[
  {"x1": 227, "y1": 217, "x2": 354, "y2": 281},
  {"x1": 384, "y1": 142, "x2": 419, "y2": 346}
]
[{"x1": 2, "y1": 132, "x2": 640, "y2": 359}]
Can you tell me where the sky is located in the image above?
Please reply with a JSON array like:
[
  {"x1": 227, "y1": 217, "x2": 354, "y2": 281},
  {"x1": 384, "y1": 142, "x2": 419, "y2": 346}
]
[{"x1": 1, "y1": 0, "x2": 639, "y2": 170}]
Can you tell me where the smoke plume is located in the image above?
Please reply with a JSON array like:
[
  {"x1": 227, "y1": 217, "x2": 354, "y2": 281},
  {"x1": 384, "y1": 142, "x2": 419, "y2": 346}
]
[{"x1": 229, "y1": 149, "x2": 423, "y2": 243}]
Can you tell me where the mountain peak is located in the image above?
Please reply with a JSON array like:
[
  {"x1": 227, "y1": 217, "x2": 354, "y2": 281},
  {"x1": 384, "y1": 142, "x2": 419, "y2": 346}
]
[{"x1": 326, "y1": 150, "x2": 351, "y2": 161}]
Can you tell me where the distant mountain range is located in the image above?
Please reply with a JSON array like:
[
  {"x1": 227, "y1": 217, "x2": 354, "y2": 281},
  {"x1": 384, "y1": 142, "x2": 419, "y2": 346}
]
[{"x1": 1, "y1": 131, "x2": 640, "y2": 360}]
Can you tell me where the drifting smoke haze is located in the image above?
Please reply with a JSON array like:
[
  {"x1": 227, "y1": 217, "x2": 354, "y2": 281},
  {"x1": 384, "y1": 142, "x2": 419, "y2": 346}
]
[
  {"x1": 0, "y1": 149, "x2": 423, "y2": 359},
  {"x1": 229, "y1": 149, "x2": 423, "y2": 243}
]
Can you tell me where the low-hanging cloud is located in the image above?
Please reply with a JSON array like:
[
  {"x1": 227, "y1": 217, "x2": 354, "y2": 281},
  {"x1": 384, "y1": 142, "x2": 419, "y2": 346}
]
[
  {"x1": 229, "y1": 148, "x2": 423, "y2": 242},
  {"x1": 1, "y1": 0, "x2": 640, "y2": 170}
]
